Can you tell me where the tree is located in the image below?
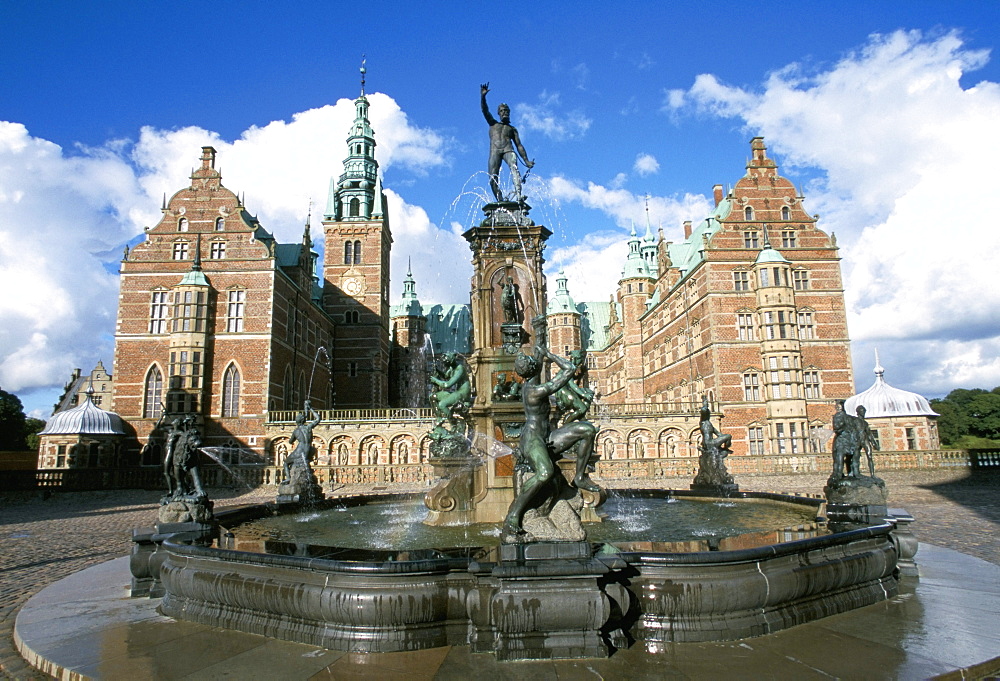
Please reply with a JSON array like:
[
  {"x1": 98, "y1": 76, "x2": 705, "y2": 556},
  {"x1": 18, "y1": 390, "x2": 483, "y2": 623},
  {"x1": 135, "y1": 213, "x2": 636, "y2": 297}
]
[
  {"x1": 0, "y1": 387, "x2": 29, "y2": 450},
  {"x1": 25, "y1": 417, "x2": 46, "y2": 451},
  {"x1": 931, "y1": 386, "x2": 1000, "y2": 446}
]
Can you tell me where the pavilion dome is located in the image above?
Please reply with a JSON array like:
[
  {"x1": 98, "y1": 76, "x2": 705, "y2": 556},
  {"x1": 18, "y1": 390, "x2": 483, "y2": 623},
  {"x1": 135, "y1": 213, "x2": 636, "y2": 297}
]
[
  {"x1": 844, "y1": 354, "x2": 937, "y2": 418},
  {"x1": 40, "y1": 390, "x2": 126, "y2": 436}
]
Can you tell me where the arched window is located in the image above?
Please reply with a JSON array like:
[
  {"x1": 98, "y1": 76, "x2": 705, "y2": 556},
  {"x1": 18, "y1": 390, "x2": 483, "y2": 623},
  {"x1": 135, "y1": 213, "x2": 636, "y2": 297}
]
[
  {"x1": 344, "y1": 241, "x2": 353, "y2": 265},
  {"x1": 744, "y1": 206, "x2": 753, "y2": 220},
  {"x1": 781, "y1": 206, "x2": 790, "y2": 220},
  {"x1": 222, "y1": 364, "x2": 241, "y2": 417},
  {"x1": 215, "y1": 216, "x2": 225, "y2": 231},
  {"x1": 178, "y1": 217, "x2": 189, "y2": 232},
  {"x1": 353, "y1": 240, "x2": 362, "y2": 263},
  {"x1": 349, "y1": 197, "x2": 360, "y2": 217},
  {"x1": 144, "y1": 366, "x2": 163, "y2": 418}
]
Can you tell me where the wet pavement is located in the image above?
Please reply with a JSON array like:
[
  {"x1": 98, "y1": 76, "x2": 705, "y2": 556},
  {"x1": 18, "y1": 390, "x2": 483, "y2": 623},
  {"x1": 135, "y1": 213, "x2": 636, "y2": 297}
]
[{"x1": 2, "y1": 468, "x2": 999, "y2": 679}]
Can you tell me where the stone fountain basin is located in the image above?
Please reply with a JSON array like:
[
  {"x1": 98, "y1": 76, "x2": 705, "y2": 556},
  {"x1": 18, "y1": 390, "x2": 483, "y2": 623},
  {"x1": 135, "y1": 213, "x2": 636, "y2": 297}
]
[{"x1": 153, "y1": 491, "x2": 900, "y2": 658}]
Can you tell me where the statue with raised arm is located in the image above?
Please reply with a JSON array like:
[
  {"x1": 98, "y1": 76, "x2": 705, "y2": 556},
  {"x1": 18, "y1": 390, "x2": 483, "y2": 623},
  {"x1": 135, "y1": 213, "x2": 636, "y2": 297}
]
[
  {"x1": 429, "y1": 353, "x2": 473, "y2": 435},
  {"x1": 691, "y1": 396, "x2": 737, "y2": 494},
  {"x1": 156, "y1": 413, "x2": 214, "y2": 524},
  {"x1": 481, "y1": 82, "x2": 534, "y2": 202},
  {"x1": 503, "y1": 316, "x2": 599, "y2": 543},
  {"x1": 284, "y1": 402, "x2": 321, "y2": 480},
  {"x1": 277, "y1": 401, "x2": 325, "y2": 505},
  {"x1": 499, "y1": 276, "x2": 524, "y2": 325}
]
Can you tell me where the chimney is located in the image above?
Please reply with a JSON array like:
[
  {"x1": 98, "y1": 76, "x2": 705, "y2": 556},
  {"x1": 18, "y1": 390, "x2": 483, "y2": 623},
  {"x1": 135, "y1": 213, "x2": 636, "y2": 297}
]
[
  {"x1": 713, "y1": 184, "x2": 723, "y2": 207},
  {"x1": 683, "y1": 220, "x2": 692, "y2": 239},
  {"x1": 200, "y1": 146, "x2": 217, "y2": 170}
]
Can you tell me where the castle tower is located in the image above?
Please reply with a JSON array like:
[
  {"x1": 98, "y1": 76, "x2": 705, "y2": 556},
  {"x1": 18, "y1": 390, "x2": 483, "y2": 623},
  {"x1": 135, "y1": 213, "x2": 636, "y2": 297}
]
[
  {"x1": 619, "y1": 225, "x2": 655, "y2": 402},
  {"x1": 546, "y1": 271, "x2": 582, "y2": 356},
  {"x1": 753, "y1": 230, "x2": 809, "y2": 453},
  {"x1": 389, "y1": 262, "x2": 429, "y2": 408},
  {"x1": 322, "y1": 62, "x2": 392, "y2": 408}
]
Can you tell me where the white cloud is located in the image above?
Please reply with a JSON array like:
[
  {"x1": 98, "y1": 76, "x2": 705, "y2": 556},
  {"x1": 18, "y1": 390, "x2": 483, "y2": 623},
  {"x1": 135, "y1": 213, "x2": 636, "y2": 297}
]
[
  {"x1": 0, "y1": 94, "x2": 454, "y2": 409},
  {"x1": 634, "y1": 153, "x2": 660, "y2": 176},
  {"x1": 665, "y1": 29, "x2": 1000, "y2": 395},
  {"x1": 514, "y1": 91, "x2": 592, "y2": 141},
  {"x1": 541, "y1": 176, "x2": 713, "y2": 303}
]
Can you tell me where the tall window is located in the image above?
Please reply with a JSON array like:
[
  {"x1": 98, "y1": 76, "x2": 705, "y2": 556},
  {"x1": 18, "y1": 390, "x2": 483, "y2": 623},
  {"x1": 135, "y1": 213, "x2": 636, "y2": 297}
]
[
  {"x1": 215, "y1": 217, "x2": 225, "y2": 231},
  {"x1": 743, "y1": 372, "x2": 760, "y2": 401},
  {"x1": 906, "y1": 428, "x2": 917, "y2": 450},
  {"x1": 227, "y1": 289, "x2": 245, "y2": 332},
  {"x1": 345, "y1": 310, "x2": 359, "y2": 324},
  {"x1": 792, "y1": 269, "x2": 809, "y2": 290},
  {"x1": 144, "y1": 366, "x2": 163, "y2": 418},
  {"x1": 745, "y1": 206, "x2": 753, "y2": 220},
  {"x1": 809, "y1": 425, "x2": 824, "y2": 453},
  {"x1": 348, "y1": 361, "x2": 358, "y2": 377},
  {"x1": 173, "y1": 241, "x2": 189, "y2": 260},
  {"x1": 759, "y1": 268, "x2": 770, "y2": 287},
  {"x1": 353, "y1": 240, "x2": 361, "y2": 263},
  {"x1": 733, "y1": 271, "x2": 750, "y2": 291},
  {"x1": 748, "y1": 426, "x2": 765, "y2": 455},
  {"x1": 172, "y1": 290, "x2": 206, "y2": 332},
  {"x1": 797, "y1": 311, "x2": 815, "y2": 339},
  {"x1": 737, "y1": 313, "x2": 755, "y2": 340},
  {"x1": 743, "y1": 231, "x2": 759, "y2": 248},
  {"x1": 781, "y1": 230, "x2": 796, "y2": 248},
  {"x1": 178, "y1": 217, "x2": 188, "y2": 232},
  {"x1": 344, "y1": 241, "x2": 353, "y2": 264},
  {"x1": 776, "y1": 423, "x2": 788, "y2": 454},
  {"x1": 210, "y1": 241, "x2": 226, "y2": 259},
  {"x1": 222, "y1": 364, "x2": 241, "y2": 417},
  {"x1": 804, "y1": 370, "x2": 821, "y2": 398},
  {"x1": 781, "y1": 206, "x2": 790, "y2": 220},
  {"x1": 149, "y1": 290, "x2": 168, "y2": 333},
  {"x1": 349, "y1": 197, "x2": 360, "y2": 217},
  {"x1": 169, "y1": 350, "x2": 202, "y2": 389}
]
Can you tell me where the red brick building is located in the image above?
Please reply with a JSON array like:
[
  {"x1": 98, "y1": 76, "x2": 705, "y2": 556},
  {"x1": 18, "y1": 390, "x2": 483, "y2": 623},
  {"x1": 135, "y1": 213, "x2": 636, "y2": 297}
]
[
  {"x1": 111, "y1": 84, "x2": 391, "y2": 458},
  {"x1": 548, "y1": 138, "x2": 857, "y2": 457}
]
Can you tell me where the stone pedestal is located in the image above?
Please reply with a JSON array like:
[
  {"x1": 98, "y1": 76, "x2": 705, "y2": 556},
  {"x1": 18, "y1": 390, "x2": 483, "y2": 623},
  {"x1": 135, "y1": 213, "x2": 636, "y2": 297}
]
[
  {"x1": 824, "y1": 475, "x2": 888, "y2": 523},
  {"x1": 423, "y1": 456, "x2": 486, "y2": 526},
  {"x1": 887, "y1": 508, "x2": 919, "y2": 577},
  {"x1": 475, "y1": 542, "x2": 618, "y2": 661},
  {"x1": 276, "y1": 466, "x2": 324, "y2": 506}
]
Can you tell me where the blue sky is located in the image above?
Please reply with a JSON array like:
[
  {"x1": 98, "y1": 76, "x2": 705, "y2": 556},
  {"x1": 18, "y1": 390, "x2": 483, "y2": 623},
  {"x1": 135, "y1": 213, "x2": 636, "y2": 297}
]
[{"x1": 3, "y1": 1, "x2": 1000, "y2": 417}]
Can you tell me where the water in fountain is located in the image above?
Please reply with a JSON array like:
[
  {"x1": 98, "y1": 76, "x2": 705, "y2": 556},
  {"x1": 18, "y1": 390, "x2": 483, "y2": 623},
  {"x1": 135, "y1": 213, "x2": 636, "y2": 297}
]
[
  {"x1": 306, "y1": 346, "x2": 330, "y2": 399},
  {"x1": 198, "y1": 446, "x2": 266, "y2": 491}
]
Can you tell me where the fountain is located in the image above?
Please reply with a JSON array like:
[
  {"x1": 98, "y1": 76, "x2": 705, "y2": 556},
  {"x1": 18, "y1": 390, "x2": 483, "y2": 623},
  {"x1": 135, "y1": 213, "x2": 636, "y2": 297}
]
[{"x1": 125, "y1": 81, "x2": 914, "y2": 662}]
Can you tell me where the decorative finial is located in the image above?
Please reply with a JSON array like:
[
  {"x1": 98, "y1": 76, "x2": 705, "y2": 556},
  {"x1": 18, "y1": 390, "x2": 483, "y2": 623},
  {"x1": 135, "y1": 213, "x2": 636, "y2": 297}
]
[
  {"x1": 874, "y1": 348, "x2": 885, "y2": 377},
  {"x1": 645, "y1": 193, "x2": 651, "y2": 227},
  {"x1": 360, "y1": 55, "x2": 367, "y2": 95},
  {"x1": 192, "y1": 234, "x2": 202, "y2": 271},
  {"x1": 761, "y1": 224, "x2": 772, "y2": 249},
  {"x1": 407, "y1": 256, "x2": 412, "y2": 277}
]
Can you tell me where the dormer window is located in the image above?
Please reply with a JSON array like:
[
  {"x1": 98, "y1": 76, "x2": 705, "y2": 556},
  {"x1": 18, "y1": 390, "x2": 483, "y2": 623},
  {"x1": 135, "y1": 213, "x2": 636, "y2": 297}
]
[
  {"x1": 215, "y1": 217, "x2": 225, "y2": 231},
  {"x1": 781, "y1": 206, "x2": 790, "y2": 220},
  {"x1": 178, "y1": 217, "x2": 189, "y2": 232},
  {"x1": 745, "y1": 206, "x2": 753, "y2": 221}
]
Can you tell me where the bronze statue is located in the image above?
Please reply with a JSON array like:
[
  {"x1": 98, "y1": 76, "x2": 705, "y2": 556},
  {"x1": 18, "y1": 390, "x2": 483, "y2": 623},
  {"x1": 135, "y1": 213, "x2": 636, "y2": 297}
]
[
  {"x1": 499, "y1": 276, "x2": 524, "y2": 325},
  {"x1": 831, "y1": 400, "x2": 861, "y2": 480},
  {"x1": 284, "y1": 402, "x2": 320, "y2": 481},
  {"x1": 481, "y1": 82, "x2": 534, "y2": 202},
  {"x1": 552, "y1": 349, "x2": 595, "y2": 427},
  {"x1": 429, "y1": 353, "x2": 473, "y2": 435},
  {"x1": 691, "y1": 397, "x2": 735, "y2": 490},
  {"x1": 854, "y1": 405, "x2": 878, "y2": 477},
  {"x1": 503, "y1": 316, "x2": 599, "y2": 539}
]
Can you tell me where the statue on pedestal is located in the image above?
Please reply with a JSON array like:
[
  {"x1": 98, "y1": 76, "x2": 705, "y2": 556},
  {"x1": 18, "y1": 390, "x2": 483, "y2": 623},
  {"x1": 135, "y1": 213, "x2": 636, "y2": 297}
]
[
  {"x1": 825, "y1": 400, "x2": 887, "y2": 516},
  {"x1": 691, "y1": 397, "x2": 737, "y2": 494},
  {"x1": 502, "y1": 316, "x2": 600, "y2": 544},
  {"x1": 552, "y1": 350, "x2": 596, "y2": 427},
  {"x1": 277, "y1": 402, "x2": 324, "y2": 504},
  {"x1": 155, "y1": 411, "x2": 213, "y2": 524},
  {"x1": 482, "y1": 82, "x2": 534, "y2": 203}
]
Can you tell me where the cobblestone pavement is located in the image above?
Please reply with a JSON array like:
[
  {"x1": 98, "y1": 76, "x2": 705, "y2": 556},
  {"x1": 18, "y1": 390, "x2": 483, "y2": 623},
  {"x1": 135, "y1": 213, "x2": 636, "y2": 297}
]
[{"x1": 1, "y1": 468, "x2": 997, "y2": 679}]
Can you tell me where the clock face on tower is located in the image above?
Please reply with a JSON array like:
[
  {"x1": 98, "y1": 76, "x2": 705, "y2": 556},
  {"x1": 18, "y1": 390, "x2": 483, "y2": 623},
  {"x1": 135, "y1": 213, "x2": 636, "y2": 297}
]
[{"x1": 343, "y1": 275, "x2": 365, "y2": 296}]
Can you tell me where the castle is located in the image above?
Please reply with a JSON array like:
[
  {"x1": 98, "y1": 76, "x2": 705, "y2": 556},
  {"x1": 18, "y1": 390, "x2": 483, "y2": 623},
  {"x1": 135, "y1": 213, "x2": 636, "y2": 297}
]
[{"x1": 36, "y1": 80, "x2": 939, "y2": 473}]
